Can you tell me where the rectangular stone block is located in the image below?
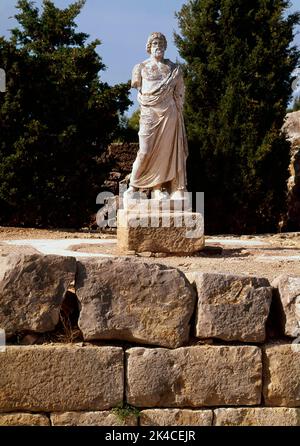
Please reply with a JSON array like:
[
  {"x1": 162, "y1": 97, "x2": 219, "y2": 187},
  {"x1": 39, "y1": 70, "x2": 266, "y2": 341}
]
[
  {"x1": 214, "y1": 408, "x2": 300, "y2": 426},
  {"x1": 0, "y1": 413, "x2": 50, "y2": 426},
  {"x1": 0, "y1": 253, "x2": 76, "y2": 337},
  {"x1": 0, "y1": 346, "x2": 124, "y2": 412},
  {"x1": 51, "y1": 411, "x2": 137, "y2": 426},
  {"x1": 140, "y1": 409, "x2": 213, "y2": 426},
  {"x1": 263, "y1": 344, "x2": 300, "y2": 406},
  {"x1": 117, "y1": 210, "x2": 204, "y2": 254},
  {"x1": 187, "y1": 272, "x2": 272, "y2": 342},
  {"x1": 76, "y1": 258, "x2": 196, "y2": 348},
  {"x1": 126, "y1": 346, "x2": 262, "y2": 407},
  {"x1": 272, "y1": 275, "x2": 300, "y2": 338}
]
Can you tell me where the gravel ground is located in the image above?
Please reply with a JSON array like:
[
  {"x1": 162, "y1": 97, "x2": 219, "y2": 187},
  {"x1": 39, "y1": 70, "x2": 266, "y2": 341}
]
[
  {"x1": 0, "y1": 226, "x2": 113, "y2": 240},
  {"x1": 1, "y1": 226, "x2": 300, "y2": 281}
]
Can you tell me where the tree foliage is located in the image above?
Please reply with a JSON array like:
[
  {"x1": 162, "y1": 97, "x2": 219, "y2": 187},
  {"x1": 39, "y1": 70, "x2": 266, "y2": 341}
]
[
  {"x1": 0, "y1": 0, "x2": 131, "y2": 227},
  {"x1": 127, "y1": 109, "x2": 140, "y2": 133},
  {"x1": 175, "y1": 0, "x2": 300, "y2": 233},
  {"x1": 114, "y1": 108, "x2": 140, "y2": 143}
]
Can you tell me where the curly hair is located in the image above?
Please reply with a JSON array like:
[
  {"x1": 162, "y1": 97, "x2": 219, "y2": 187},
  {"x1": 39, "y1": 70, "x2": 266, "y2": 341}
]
[{"x1": 146, "y1": 32, "x2": 167, "y2": 54}]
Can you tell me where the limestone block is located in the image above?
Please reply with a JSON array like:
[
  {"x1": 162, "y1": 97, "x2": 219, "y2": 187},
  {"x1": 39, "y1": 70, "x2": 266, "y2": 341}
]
[
  {"x1": 126, "y1": 346, "x2": 262, "y2": 407},
  {"x1": 0, "y1": 413, "x2": 50, "y2": 426},
  {"x1": 76, "y1": 258, "x2": 196, "y2": 348},
  {"x1": 282, "y1": 111, "x2": 300, "y2": 228},
  {"x1": 0, "y1": 253, "x2": 76, "y2": 337},
  {"x1": 187, "y1": 272, "x2": 272, "y2": 342},
  {"x1": 140, "y1": 409, "x2": 213, "y2": 426},
  {"x1": 0, "y1": 243, "x2": 40, "y2": 256},
  {"x1": 272, "y1": 275, "x2": 300, "y2": 337},
  {"x1": 263, "y1": 344, "x2": 300, "y2": 406},
  {"x1": 214, "y1": 408, "x2": 300, "y2": 426},
  {"x1": 0, "y1": 346, "x2": 123, "y2": 412},
  {"x1": 51, "y1": 411, "x2": 137, "y2": 426},
  {"x1": 117, "y1": 209, "x2": 204, "y2": 254}
]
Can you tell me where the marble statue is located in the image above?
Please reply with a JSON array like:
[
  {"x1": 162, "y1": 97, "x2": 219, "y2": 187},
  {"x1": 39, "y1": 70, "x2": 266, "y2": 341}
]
[{"x1": 124, "y1": 32, "x2": 188, "y2": 200}]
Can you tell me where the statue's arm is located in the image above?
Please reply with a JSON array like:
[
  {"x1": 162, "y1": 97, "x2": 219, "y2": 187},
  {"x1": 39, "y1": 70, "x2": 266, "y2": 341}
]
[
  {"x1": 131, "y1": 63, "x2": 142, "y2": 89},
  {"x1": 174, "y1": 66, "x2": 185, "y2": 110}
]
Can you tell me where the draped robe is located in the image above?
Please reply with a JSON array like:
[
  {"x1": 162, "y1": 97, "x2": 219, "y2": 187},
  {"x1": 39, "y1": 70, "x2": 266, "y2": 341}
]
[{"x1": 130, "y1": 59, "x2": 188, "y2": 190}]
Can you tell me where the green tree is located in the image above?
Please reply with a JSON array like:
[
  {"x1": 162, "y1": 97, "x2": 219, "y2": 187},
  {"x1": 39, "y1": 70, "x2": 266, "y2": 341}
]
[
  {"x1": 0, "y1": 0, "x2": 131, "y2": 228},
  {"x1": 175, "y1": 0, "x2": 300, "y2": 233},
  {"x1": 127, "y1": 108, "x2": 140, "y2": 133},
  {"x1": 114, "y1": 108, "x2": 140, "y2": 142}
]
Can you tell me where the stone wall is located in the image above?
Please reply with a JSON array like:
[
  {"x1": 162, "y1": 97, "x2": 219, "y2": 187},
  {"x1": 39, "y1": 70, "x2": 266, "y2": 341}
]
[
  {"x1": 97, "y1": 142, "x2": 139, "y2": 195},
  {"x1": 0, "y1": 252, "x2": 300, "y2": 426}
]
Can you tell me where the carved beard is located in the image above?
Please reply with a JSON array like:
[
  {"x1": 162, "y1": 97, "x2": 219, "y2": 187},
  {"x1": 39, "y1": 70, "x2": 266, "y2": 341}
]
[{"x1": 151, "y1": 47, "x2": 164, "y2": 58}]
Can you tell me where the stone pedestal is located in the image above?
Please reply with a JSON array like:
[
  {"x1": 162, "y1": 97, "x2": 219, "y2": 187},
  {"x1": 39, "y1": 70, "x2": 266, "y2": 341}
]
[{"x1": 117, "y1": 199, "x2": 204, "y2": 254}]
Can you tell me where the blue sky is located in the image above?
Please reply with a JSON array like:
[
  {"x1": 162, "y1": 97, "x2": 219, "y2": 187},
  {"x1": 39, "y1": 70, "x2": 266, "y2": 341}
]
[{"x1": 0, "y1": 0, "x2": 300, "y2": 113}]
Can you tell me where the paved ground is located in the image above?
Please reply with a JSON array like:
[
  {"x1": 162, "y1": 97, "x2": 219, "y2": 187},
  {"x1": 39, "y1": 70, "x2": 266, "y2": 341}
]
[
  {"x1": 1, "y1": 227, "x2": 300, "y2": 281},
  {"x1": 5, "y1": 238, "x2": 116, "y2": 258}
]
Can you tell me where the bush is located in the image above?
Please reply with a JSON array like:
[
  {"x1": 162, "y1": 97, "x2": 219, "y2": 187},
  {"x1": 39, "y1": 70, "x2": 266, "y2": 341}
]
[
  {"x1": 0, "y1": 0, "x2": 131, "y2": 228},
  {"x1": 175, "y1": 0, "x2": 300, "y2": 233}
]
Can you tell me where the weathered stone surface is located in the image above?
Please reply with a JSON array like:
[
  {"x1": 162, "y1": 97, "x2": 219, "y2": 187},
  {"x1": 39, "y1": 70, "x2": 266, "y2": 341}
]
[
  {"x1": 0, "y1": 346, "x2": 123, "y2": 412},
  {"x1": 0, "y1": 243, "x2": 40, "y2": 257},
  {"x1": 186, "y1": 272, "x2": 272, "y2": 342},
  {"x1": 126, "y1": 346, "x2": 262, "y2": 407},
  {"x1": 140, "y1": 409, "x2": 213, "y2": 426},
  {"x1": 98, "y1": 142, "x2": 138, "y2": 195},
  {"x1": 282, "y1": 111, "x2": 300, "y2": 230},
  {"x1": 214, "y1": 408, "x2": 300, "y2": 426},
  {"x1": 51, "y1": 411, "x2": 137, "y2": 426},
  {"x1": 272, "y1": 275, "x2": 300, "y2": 337},
  {"x1": 263, "y1": 344, "x2": 300, "y2": 407},
  {"x1": 0, "y1": 413, "x2": 50, "y2": 426},
  {"x1": 76, "y1": 258, "x2": 196, "y2": 348},
  {"x1": 0, "y1": 253, "x2": 76, "y2": 337},
  {"x1": 117, "y1": 210, "x2": 204, "y2": 254}
]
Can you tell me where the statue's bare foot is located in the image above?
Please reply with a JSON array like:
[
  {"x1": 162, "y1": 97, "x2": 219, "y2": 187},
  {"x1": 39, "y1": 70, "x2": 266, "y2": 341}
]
[
  {"x1": 123, "y1": 186, "x2": 137, "y2": 198},
  {"x1": 123, "y1": 186, "x2": 140, "y2": 209},
  {"x1": 170, "y1": 189, "x2": 186, "y2": 200},
  {"x1": 152, "y1": 189, "x2": 169, "y2": 200}
]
